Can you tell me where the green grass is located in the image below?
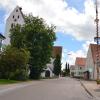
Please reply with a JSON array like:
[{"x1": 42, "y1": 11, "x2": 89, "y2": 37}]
[{"x1": 0, "y1": 79, "x2": 21, "y2": 85}]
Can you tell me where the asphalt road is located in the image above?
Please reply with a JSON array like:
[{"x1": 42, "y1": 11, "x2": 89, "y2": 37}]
[{"x1": 0, "y1": 77, "x2": 95, "y2": 100}]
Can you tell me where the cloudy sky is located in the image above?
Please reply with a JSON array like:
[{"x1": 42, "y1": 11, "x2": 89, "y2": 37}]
[{"x1": 0, "y1": 0, "x2": 99, "y2": 68}]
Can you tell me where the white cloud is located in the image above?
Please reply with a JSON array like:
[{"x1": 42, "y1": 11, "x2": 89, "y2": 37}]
[
  {"x1": 0, "y1": 0, "x2": 99, "y2": 66},
  {"x1": 61, "y1": 49, "x2": 68, "y2": 69},
  {"x1": 82, "y1": 40, "x2": 96, "y2": 51},
  {"x1": 0, "y1": 0, "x2": 98, "y2": 41},
  {"x1": 61, "y1": 47, "x2": 86, "y2": 69}
]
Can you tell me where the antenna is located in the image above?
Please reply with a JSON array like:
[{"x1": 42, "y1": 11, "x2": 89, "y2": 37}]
[
  {"x1": 94, "y1": 0, "x2": 99, "y2": 43},
  {"x1": 95, "y1": 0, "x2": 99, "y2": 42}
]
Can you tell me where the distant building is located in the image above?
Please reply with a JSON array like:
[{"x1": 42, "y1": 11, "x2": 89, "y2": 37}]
[
  {"x1": 41, "y1": 46, "x2": 62, "y2": 78},
  {"x1": 85, "y1": 44, "x2": 100, "y2": 80},
  {"x1": 74, "y1": 57, "x2": 86, "y2": 78},
  {"x1": 4, "y1": 6, "x2": 25, "y2": 45},
  {"x1": 0, "y1": 33, "x2": 5, "y2": 52}
]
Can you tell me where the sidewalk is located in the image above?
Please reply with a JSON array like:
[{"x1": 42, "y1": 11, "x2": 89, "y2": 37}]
[{"x1": 80, "y1": 80, "x2": 100, "y2": 100}]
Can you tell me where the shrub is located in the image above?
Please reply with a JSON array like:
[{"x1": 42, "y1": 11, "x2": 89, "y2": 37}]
[
  {"x1": 0, "y1": 46, "x2": 30, "y2": 80},
  {"x1": 96, "y1": 80, "x2": 100, "y2": 84}
]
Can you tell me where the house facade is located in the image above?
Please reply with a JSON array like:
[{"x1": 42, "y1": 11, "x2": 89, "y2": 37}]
[
  {"x1": 4, "y1": 6, "x2": 25, "y2": 45},
  {"x1": 74, "y1": 57, "x2": 86, "y2": 78},
  {"x1": 85, "y1": 44, "x2": 100, "y2": 80}
]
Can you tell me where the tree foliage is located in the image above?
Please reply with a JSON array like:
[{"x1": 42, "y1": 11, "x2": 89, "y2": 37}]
[
  {"x1": 53, "y1": 55, "x2": 61, "y2": 76},
  {"x1": 67, "y1": 63, "x2": 70, "y2": 75},
  {"x1": 65, "y1": 62, "x2": 70, "y2": 76},
  {"x1": 65, "y1": 62, "x2": 68, "y2": 73},
  {"x1": 10, "y1": 15, "x2": 56, "y2": 79},
  {"x1": 61, "y1": 62, "x2": 70, "y2": 77},
  {"x1": 0, "y1": 46, "x2": 30, "y2": 80}
]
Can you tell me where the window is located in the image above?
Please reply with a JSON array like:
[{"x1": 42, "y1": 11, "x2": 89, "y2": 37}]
[
  {"x1": 13, "y1": 15, "x2": 14, "y2": 18},
  {"x1": 16, "y1": 9, "x2": 18, "y2": 12},
  {"x1": 79, "y1": 72, "x2": 82, "y2": 75},
  {"x1": 80, "y1": 67, "x2": 82, "y2": 69},
  {"x1": 18, "y1": 15, "x2": 19, "y2": 19},
  {"x1": 14, "y1": 19, "x2": 17, "y2": 22}
]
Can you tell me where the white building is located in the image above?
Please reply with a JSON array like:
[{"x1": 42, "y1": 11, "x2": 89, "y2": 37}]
[
  {"x1": 74, "y1": 57, "x2": 86, "y2": 78},
  {"x1": 85, "y1": 44, "x2": 100, "y2": 80},
  {"x1": 4, "y1": 6, "x2": 25, "y2": 45}
]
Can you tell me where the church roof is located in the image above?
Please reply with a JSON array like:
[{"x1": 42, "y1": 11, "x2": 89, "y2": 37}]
[{"x1": 52, "y1": 46, "x2": 62, "y2": 58}]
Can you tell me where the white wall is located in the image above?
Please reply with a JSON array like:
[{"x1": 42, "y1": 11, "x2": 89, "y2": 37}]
[
  {"x1": 4, "y1": 6, "x2": 25, "y2": 45},
  {"x1": 41, "y1": 58, "x2": 54, "y2": 78},
  {"x1": 74, "y1": 65, "x2": 85, "y2": 77},
  {"x1": 85, "y1": 46, "x2": 95, "y2": 80}
]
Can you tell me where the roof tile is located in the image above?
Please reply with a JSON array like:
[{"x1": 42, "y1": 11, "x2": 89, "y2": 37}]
[{"x1": 75, "y1": 57, "x2": 86, "y2": 66}]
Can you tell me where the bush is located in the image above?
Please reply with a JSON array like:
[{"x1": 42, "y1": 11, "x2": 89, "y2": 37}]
[
  {"x1": 0, "y1": 46, "x2": 30, "y2": 80},
  {"x1": 96, "y1": 80, "x2": 100, "y2": 84}
]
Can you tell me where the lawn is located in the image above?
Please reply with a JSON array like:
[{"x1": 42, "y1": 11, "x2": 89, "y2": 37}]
[{"x1": 0, "y1": 79, "x2": 20, "y2": 85}]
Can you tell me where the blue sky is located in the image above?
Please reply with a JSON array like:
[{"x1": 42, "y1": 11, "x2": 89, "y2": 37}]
[
  {"x1": 66, "y1": 0, "x2": 85, "y2": 13},
  {"x1": 0, "y1": 0, "x2": 96, "y2": 68},
  {"x1": 0, "y1": 9, "x2": 6, "y2": 34},
  {"x1": 55, "y1": 32, "x2": 85, "y2": 52}
]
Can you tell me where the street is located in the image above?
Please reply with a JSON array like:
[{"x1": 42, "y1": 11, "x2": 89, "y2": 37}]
[{"x1": 0, "y1": 77, "x2": 95, "y2": 100}]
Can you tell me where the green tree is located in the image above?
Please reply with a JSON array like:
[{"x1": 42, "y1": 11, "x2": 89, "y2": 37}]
[
  {"x1": 0, "y1": 46, "x2": 30, "y2": 80},
  {"x1": 10, "y1": 15, "x2": 56, "y2": 79},
  {"x1": 65, "y1": 62, "x2": 68, "y2": 74},
  {"x1": 67, "y1": 63, "x2": 70, "y2": 75},
  {"x1": 63, "y1": 62, "x2": 70, "y2": 76},
  {"x1": 53, "y1": 55, "x2": 61, "y2": 76}
]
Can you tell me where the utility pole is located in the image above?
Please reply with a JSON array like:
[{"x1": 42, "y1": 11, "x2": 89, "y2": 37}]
[{"x1": 94, "y1": 0, "x2": 100, "y2": 80}]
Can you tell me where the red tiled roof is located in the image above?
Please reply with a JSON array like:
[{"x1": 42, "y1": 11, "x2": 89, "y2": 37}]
[
  {"x1": 89, "y1": 44, "x2": 100, "y2": 64},
  {"x1": 52, "y1": 46, "x2": 62, "y2": 58},
  {"x1": 75, "y1": 57, "x2": 86, "y2": 66}
]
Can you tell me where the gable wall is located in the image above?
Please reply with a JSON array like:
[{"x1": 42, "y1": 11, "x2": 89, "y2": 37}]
[
  {"x1": 86, "y1": 46, "x2": 95, "y2": 80},
  {"x1": 4, "y1": 6, "x2": 25, "y2": 45}
]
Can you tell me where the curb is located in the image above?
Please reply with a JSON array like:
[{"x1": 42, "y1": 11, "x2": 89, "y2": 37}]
[{"x1": 80, "y1": 81, "x2": 94, "y2": 97}]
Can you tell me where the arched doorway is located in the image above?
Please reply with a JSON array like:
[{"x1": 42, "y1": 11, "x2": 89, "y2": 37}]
[{"x1": 45, "y1": 70, "x2": 50, "y2": 77}]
